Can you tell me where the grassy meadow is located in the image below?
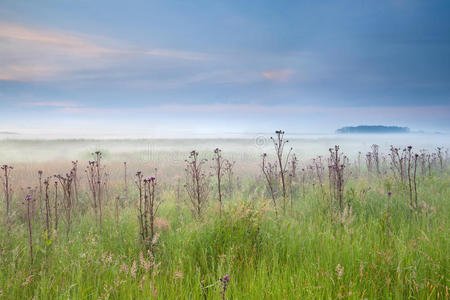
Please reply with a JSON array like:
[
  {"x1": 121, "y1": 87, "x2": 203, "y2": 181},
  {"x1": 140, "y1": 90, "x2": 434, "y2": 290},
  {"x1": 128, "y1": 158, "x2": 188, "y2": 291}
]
[{"x1": 0, "y1": 135, "x2": 448, "y2": 299}]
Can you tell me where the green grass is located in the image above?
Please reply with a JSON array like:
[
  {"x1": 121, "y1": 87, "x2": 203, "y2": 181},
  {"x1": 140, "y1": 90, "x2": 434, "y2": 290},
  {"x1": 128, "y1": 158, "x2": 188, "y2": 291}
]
[{"x1": 0, "y1": 174, "x2": 448, "y2": 299}]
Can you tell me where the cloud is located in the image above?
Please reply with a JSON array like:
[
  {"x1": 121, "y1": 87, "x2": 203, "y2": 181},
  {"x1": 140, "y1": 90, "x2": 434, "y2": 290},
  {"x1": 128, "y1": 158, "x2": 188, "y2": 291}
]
[
  {"x1": 21, "y1": 101, "x2": 79, "y2": 108},
  {"x1": 45, "y1": 103, "x2": 450, "y2": 122},
  {"x1": 0, "y1": 22, "x2": 211, "y2": 82},
  {"x1": 262, "y1": 69, "x2": 293, "y2": 82},
  {"x1": 156, "y1": 104, "x2": 450, "y2": 119},
  {"x1": 0, "y1": 23, "x2": 306, "y2": 88},
  {"x1": 55, "y1": 107, "x2": 119, "y2": 114},
  {"x1": 0, "y1": 23, "x2": 110, "y2": 57}
]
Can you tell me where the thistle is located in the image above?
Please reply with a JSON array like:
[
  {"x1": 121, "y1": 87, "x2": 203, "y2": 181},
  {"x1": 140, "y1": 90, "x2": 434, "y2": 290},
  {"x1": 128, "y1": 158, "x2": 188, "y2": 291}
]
[
  {"x1": 219, "y1": 274, "x2": 230, "y2": 300},
  {"x1": 24, "y1": 193, "x2": 34, "y2": 264}
]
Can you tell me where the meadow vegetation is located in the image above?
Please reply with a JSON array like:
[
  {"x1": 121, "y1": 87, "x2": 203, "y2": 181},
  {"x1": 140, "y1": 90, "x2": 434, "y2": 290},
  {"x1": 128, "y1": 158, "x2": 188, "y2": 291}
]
[{"x1": 0, "y1": 132, "x2": 448, "y2": 299}]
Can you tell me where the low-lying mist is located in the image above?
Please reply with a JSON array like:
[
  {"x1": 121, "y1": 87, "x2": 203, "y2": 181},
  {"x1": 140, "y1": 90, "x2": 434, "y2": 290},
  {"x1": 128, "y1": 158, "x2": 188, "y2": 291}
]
[
  {"x1": 1, "y1": 133, "x2": 448, "y2": 163},
  {"x1": 1, "y1": 133, "x2": 447, "y2": 185}
]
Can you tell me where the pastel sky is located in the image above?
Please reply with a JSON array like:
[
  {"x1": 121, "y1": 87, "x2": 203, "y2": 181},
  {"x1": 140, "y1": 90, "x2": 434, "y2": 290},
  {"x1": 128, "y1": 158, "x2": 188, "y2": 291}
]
[{"x1": 0, "y1": 0, "x2": 449, "y2": 136}]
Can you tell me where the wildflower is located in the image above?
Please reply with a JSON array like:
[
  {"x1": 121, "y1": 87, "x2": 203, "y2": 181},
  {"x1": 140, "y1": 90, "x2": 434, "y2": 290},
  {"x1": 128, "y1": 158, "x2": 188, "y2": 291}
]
[
  {"x1": 130, "y1": 260, "x2": 137, "y2": 279},
  {"x1": 336, "y1": 264, "x2": 344, "y2": 280},
  {"x1": 119, "y1": 262, "x2": 129, "y2": 274},
  {"x1": 139, "y1": 275, "x2": 146, "y2": 291},
  {"x1": 25, "y1": 194, "x2": 32, "y2": 201},
  {"x1": 22, "y1": 274, "x2": 34, "y2": 287},
  {"x1": 174, "y1": 270, "x2": 184, "y2": 280},
  {"x1": 359, "y1": 263, "x2": 364, "y2": 280},
  {"x1": 155, "y1": 217, "x2": 169, "y2": 231},
  {"x1": 220, "y1": 274, "x2": 230, "y2": 299}
]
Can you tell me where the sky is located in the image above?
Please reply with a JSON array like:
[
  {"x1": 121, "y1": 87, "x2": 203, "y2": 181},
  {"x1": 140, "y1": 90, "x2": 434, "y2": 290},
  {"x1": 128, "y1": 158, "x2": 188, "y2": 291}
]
[{"x1": 0, "y1": 0, "x2": 449, "y2": 137}]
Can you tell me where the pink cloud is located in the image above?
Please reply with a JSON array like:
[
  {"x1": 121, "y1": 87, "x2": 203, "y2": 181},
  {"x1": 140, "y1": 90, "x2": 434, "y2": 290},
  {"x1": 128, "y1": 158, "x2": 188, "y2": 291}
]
[
  {"x1": 56, "y1": 107, "x2": 119, "y2": 114},
  {"x1": 0, "y1": 22, "x2": 212, "y2": 81},
  {"x1": 262, "y1": 69, "x2": 293, "y2": 82}
]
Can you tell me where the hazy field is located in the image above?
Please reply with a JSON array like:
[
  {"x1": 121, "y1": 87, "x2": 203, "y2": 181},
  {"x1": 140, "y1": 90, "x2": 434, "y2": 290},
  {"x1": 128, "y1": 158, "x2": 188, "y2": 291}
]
[
  {"x1": 2, "y1": 133, "x2": 448, "y2": 161},
  {"x1": 0, "y1": 133, "x2": 448, "y2": 299}
]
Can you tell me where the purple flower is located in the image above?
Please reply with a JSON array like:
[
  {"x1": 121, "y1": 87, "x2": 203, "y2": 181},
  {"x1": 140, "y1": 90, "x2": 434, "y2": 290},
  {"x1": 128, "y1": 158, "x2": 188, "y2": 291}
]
[
  {"x1": 388, "y1": 191, "x2": 392, "y2": 196},
  {"x1": 220, "y1": 273, "x2": 230, "y2": 298}
]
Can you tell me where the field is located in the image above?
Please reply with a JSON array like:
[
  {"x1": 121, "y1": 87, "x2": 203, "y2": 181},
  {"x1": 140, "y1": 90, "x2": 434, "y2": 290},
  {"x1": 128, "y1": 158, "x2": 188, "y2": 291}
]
[{"x1": 0, "y1": 134, "x2": 449, "y2": 299}]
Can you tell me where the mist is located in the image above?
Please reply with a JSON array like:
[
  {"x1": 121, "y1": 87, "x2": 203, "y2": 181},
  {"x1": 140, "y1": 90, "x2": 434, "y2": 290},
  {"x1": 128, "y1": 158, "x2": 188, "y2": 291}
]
[{"x1": 1, "y1": 132, "x2": 448, "y2": 163}]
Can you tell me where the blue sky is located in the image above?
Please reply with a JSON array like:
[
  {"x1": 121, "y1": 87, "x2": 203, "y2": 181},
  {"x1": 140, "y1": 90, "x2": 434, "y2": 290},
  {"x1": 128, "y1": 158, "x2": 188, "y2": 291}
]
[{"x1": 0, "y1": 0, "x2": 449, "y2": 136}]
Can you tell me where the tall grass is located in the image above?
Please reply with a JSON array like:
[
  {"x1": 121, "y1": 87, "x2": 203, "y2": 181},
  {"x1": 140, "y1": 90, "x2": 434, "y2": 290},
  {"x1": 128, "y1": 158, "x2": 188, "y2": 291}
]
[
  {"x1": 0, "y1": 173, "x2": 448, "y2": 299},
  {"x1": 0, "y1": 139, "x2": 448, "y2": 299}
]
